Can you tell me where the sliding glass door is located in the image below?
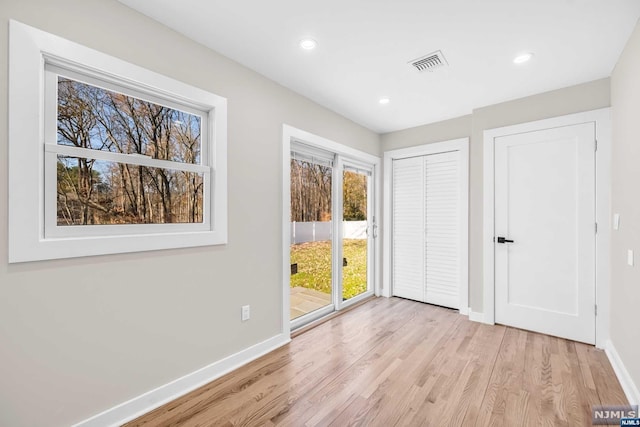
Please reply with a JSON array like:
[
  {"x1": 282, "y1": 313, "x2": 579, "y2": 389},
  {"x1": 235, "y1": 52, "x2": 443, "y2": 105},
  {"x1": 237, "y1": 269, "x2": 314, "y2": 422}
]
[
  {"x1": 289, "y1": 153, "x2": 334, "y2": 321},
  {"x1": 341, "y1": 164, "x2": 373, "y2": 304},
  {"x1": 289, "y1": 143, "x2": 376, "y2": 329}
]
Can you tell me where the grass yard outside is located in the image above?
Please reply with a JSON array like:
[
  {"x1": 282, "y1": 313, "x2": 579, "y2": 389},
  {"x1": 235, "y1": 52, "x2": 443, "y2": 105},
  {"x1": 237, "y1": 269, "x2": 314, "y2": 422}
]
[{"x1": 290, "y1": 239, "x2": 367, "y2": 300}]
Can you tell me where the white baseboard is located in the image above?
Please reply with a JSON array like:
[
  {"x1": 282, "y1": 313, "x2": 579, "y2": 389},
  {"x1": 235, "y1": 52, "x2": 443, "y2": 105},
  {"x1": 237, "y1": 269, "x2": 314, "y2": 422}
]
[
  {"x1": 468, "y1": 310, "x2": 485, "y2": 323},
  {"x1": 72, "y1": 333, "x2": 291, "y2": 427},
  {"x1": 459, "y1": 306, "x2": 469, "y2": 316},
  {"x1": 605, "y1": 339, "x2": 640, "y2": 406}
]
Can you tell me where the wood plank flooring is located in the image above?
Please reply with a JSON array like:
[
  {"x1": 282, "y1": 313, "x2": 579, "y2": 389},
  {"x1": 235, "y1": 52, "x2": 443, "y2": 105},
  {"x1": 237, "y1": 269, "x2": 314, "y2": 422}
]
[{"x1": 125, "y1": 297, "x2": 627, "y2": 427}]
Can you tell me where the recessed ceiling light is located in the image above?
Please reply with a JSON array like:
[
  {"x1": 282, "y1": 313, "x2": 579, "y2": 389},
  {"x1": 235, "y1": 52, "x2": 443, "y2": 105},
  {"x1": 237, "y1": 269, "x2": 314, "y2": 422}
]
[
  {"x1": 513, "y1": 52, "x2": 534, "y2": 64},
  {"x1": 379, "y1": 97, "x2": 390, "y2": 105},
  {"x1": 299, "y1": 38, "x2": 317, "y2": 50}
]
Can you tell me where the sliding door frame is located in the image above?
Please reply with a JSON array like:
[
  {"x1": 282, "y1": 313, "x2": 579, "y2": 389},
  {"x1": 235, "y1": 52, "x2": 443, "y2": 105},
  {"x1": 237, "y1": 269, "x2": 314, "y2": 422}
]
[
  {"x1": 382, "y1": 138, "x2": 469, "y2": 314},
  {"x1": 282, "y1": 125, "x2": 381, "y2": 336},
  {"x1": 339, "y1": 158, "x2": 376, "y2": 311}
]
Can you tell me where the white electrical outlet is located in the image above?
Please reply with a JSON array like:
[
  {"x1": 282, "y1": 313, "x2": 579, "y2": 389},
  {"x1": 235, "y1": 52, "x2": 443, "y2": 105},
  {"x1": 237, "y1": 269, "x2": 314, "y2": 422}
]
[
  {"x1": 241, "y1": 305, "x2": 250, "y2": 321},
  {"x1": 628, "y1": 250, "x2": 634, "y2": 267}
]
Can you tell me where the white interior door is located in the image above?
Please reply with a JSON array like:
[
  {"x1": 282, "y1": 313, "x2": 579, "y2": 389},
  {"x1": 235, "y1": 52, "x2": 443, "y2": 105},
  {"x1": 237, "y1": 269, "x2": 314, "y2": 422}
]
[
  {"x1": 392, "y1": 151, "x2": 462, "y2": 309},
  {"x1": 424, "y1": 151, "x2": 461, "y2": 308},
  {"x1": 392, "y1": 156, "x2": 425, "y2": 302},
  {"x1": 494, "y1": 123, "x2": 596, "y2": 344}
]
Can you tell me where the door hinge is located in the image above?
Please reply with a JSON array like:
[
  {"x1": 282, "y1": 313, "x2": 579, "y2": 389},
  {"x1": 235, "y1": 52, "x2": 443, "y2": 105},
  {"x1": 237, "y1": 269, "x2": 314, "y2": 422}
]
[
  {"x1": 595, "y1": 140, "x2": 598, "y2": 152},
  {"x1": 595, "y1": 222, "x2": 598, "y2": 234},
  {"x1": 595, "y1": 304, "x2": 598, "y2": 316}
]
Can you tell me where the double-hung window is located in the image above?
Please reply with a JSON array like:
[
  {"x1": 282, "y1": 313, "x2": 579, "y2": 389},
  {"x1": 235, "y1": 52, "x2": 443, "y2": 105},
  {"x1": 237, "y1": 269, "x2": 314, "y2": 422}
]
[{"x1": 8, "y1": 21, "x2": 228, "y2": 263}]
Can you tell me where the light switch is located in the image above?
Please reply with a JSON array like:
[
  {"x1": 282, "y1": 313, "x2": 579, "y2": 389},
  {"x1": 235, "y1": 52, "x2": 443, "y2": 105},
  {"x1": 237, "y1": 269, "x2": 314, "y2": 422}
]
[
  {"x1": 613, "y1": 213, "x2": 620, "y2": 230},
  {"x1": 628, "y1": 250, "x2": 634, "y2": 266},
  {"x1": 241, "y1": 305, "x2": 250, "y2": 321}
]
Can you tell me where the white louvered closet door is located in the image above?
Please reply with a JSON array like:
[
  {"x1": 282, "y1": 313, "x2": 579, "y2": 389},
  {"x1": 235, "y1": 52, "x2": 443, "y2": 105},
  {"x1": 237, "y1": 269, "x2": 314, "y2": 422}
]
[
  {"x1": 424, "y1": 151, "x2": 460, "y2": 309},
  {"x1": 391, "y1": 151, "x2": 461, "y2": 309},
  {"x1": 392, "y1": 157, "x2": 425, "y2": 302}
]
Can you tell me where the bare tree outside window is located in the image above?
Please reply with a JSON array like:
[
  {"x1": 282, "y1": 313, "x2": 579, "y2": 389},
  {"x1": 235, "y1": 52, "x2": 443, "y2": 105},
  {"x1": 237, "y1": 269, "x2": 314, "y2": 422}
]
[
  {"x1": 56, "y1": 77, "x2": 204, "y2": 225},
  {"x1": 342, "y1": 171, "x2": 367, "y2": 221},
  {"x1": 290, "y1": 159, "x2": 332, "y2": 222}
]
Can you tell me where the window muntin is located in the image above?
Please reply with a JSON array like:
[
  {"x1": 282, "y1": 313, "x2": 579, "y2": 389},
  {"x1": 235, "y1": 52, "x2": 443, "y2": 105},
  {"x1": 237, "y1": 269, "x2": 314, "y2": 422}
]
[{"x1": 43, "y1": 65, "x2": 212, "y2": 237}]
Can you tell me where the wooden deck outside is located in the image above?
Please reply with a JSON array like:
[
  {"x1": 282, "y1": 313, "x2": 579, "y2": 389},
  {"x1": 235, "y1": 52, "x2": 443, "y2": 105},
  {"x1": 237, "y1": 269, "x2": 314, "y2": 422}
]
[
  {"x1": 290, "y1": 286, "x2": 331, "y2": 319},
  {"x1": 126, "y1": 297, "x2": 627, "y2": 426}
]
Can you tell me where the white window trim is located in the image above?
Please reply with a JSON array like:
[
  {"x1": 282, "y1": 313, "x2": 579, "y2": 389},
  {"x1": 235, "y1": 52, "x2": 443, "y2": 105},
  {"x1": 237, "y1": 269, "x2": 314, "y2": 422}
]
[
  {"x1": 382, "y1": 138, "x2": 470, "y2": 315},
  {"x1": 8, "y1": 20, "x2": 228, "y2": 263},
  {"x1": 482, "y1": 108, "x2": 611, "y2": 349}
]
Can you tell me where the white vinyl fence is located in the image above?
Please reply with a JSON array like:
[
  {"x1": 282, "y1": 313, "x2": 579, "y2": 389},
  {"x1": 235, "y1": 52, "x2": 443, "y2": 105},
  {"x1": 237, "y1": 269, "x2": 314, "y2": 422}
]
[{"x1": 291, "y1": 221, "x2": 367, "y2": 244}]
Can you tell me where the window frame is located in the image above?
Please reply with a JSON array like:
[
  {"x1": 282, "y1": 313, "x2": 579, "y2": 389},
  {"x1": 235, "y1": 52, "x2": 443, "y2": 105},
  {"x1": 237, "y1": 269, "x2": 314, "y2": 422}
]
[
  {"x1": 8, "y1": 20, "x2": 228, "y2": 263},
  {"x1": 44, "y1": 65, "x2": 212, "y2": 237}
]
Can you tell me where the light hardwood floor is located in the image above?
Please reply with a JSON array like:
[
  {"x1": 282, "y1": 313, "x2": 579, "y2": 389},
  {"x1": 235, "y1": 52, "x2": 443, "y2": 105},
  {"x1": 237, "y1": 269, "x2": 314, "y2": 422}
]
[{"x1": 126, "y1": 297, "x2": 627, "y2": 426}]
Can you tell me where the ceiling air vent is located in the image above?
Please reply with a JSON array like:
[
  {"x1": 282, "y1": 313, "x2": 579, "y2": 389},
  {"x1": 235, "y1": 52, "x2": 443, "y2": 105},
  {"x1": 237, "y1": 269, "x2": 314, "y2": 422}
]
[{"x1": 409, "y1": 50, "x2": 448, "y2": 72}]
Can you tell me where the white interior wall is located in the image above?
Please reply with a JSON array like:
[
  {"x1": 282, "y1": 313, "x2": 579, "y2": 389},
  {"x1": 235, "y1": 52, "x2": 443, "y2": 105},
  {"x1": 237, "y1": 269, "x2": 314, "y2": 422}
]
[
  {"x1": 0, "y1": 1, "x2": 380, "y2": 426},
  {"x1": 610, "y1": 18, "x2": 640, "y2": 403}
]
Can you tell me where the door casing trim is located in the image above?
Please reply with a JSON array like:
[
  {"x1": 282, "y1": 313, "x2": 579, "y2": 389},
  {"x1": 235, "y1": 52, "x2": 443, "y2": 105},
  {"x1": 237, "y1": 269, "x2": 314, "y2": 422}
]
[{"x1": 482, "y1": 108, "x2": 611, "y2": 348}]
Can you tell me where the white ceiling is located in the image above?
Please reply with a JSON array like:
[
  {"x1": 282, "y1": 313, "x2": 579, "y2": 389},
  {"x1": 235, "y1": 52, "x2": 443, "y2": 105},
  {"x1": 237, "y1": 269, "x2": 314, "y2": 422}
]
[{"x1": 119, "y1": 0, "x2": 640, "y2": 133}]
